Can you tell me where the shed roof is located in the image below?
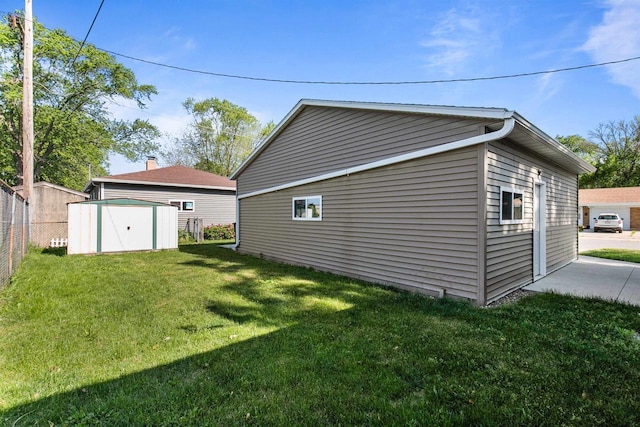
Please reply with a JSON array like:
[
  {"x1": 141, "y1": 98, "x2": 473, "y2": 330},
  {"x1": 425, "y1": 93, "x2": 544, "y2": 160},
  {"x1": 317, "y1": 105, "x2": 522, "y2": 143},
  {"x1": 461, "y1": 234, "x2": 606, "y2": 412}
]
[
  {"x1": 231, "y1": 99, "x2": 595, "y2": 179},
  {"x1": 85, "y1": 165, "x2": 236, "y2": 192},
  {"x1": 579, "y1": 187, "x2": 640, "y2": 205},
  {"x1": 12, "y1": 181, "x2": 89, "y2": 198},
  {"x1": 69, "y1": 198, "x2": 175, "y2": 207}
]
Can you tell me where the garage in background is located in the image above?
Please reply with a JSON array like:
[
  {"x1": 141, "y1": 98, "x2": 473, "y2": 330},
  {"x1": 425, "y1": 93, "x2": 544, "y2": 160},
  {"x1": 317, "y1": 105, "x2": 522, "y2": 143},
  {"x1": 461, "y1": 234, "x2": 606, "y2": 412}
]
[{"x1": 579, "y1": 187, "x2": 640, "y2": 230}]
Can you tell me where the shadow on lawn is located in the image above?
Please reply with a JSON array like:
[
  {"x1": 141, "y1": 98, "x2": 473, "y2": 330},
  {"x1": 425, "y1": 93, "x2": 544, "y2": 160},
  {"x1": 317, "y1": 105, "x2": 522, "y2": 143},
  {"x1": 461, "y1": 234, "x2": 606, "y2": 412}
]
[
  {"x1": 5, "y1": 293, "x2": 640, "y2": 425},
  {"x1": 178, "y1": 242, "x2": 378, "y2": 327},
  {"x1": 40, "y1": 247, "x2": 66, "y2": 257},
  {"x1": 178, "y1": 242, "x2": 234, "y2": 256},
  {"x1": 4, "y1": 246, "x2": 640, "y2": 425}
]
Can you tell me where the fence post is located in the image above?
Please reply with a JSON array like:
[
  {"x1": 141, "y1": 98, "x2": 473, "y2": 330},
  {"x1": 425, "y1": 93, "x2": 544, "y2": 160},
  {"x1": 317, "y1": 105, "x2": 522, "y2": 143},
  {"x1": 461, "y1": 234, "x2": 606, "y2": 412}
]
[
  {"x1": 21, "y1": 198, "x2": 26, "y2": 255},
  {"x1": 8, "y1": 192, "x2": 16, "y2": 273}
]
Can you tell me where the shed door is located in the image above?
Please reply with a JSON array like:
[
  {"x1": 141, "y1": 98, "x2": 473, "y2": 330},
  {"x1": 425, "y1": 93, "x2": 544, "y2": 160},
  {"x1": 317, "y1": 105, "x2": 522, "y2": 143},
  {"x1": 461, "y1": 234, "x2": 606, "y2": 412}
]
[
  {"x1": 533, "y1": 182, "x2": 547, "y2": 279},
  {"x1": 101, "y1": 206, "x2": 153, "y2": 252}
]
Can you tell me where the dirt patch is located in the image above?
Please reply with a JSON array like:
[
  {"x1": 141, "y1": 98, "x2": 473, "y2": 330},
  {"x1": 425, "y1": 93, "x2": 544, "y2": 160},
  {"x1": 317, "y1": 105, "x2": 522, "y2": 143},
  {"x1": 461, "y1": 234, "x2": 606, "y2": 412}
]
[{"x1": 486, "y1": 289, "x2": 536, "y2": 308}]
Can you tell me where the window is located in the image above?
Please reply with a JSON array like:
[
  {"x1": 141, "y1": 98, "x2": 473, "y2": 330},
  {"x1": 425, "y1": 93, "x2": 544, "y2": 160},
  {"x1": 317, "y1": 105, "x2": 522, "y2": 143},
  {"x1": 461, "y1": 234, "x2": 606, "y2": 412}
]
[
  {"x1": 292, "y1": 196, "x2": 322, "y2": 221},
  {"x1": 169, "y1": 200, "x2": 195, "y2": 212},
  {"x1": 500, "y1": 187, "x2": 524, "y2": 224}
]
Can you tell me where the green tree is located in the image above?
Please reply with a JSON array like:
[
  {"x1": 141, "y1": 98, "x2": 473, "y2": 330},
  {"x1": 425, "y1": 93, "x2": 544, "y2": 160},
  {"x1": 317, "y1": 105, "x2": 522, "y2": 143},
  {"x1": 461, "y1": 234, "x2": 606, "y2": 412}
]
[
  {"x1": 164, "y1": 98, "x2": 268, "y2": 176},
  {"x1": 0, "y1": 14, "x2": 160, "y2": 190},
  {"x1": 587, "y1": 117, "x2": 640, "y2": 187},
  {"x1": 556, "y1": 134, "x2": 600, "y2": 163},
  {"x1": 557, "y1": 117, "x2": 640, "y2": 189}
]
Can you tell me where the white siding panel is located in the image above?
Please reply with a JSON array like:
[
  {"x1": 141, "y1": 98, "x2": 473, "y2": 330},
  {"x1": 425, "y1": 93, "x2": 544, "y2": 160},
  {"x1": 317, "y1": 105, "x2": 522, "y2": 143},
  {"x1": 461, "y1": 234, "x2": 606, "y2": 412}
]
[
  {"x1": 67, "y1": 204, "x2": 98, "y2": 255},
  {"x1": 156, "y1": 205, "x2": 178, "y2": 249}
]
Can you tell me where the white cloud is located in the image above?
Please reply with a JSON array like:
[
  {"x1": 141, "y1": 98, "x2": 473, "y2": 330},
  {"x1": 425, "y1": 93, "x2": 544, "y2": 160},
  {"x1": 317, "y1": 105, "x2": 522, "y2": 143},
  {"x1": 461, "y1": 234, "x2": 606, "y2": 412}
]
[
  {"x1": 583, "y1": 0, "x2": 640, "y2": 98},
  {"x1": 108, "y1": 100, "x2": 191, "y2": 137},
  {"x1": 534, "y1": 73, "x2": 560, "y2": 104},
  {"x1": 421, "y1": 6, "x2": 500, "y2": 75}
]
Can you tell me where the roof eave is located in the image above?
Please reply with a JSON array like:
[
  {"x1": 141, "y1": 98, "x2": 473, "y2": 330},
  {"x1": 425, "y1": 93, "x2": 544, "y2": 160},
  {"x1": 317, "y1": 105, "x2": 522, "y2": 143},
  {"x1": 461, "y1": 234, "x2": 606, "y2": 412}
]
[
  {"x1": 230, "y1": 100, "x2": 596, "y2": 179},
  {"x1": 512, "y1": 113, "x2": 596, "y2": 175},
  {"x1": 89, "y1": 177, "x2": 236, "y2": 192}
]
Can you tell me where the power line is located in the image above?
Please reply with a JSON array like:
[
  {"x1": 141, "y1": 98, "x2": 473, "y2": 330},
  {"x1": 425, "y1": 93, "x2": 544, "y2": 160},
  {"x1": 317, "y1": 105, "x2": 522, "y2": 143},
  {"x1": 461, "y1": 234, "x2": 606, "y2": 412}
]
[
  {"x1": 3, "y1": 9, "x2": 639, "y2": 86},
  {"x1": 70, "y1": 0, "x2": 105, "y2": 66},
  {"x1": 102, "y1": 48, "x2": 640, "y2": 86}
]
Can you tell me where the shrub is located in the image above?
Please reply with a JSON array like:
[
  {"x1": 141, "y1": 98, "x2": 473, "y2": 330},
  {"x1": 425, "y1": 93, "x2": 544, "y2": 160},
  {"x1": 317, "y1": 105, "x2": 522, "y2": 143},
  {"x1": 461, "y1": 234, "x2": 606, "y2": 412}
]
[
  {"x1": 578, "y1": 225, "x2": 584, "y2": 232},
  {"x1": 178, "y1": 229, "x2": 194, "y2": 243},
  {"x1": 203, "y1": 223, "x2": 235, "y2": 241}
]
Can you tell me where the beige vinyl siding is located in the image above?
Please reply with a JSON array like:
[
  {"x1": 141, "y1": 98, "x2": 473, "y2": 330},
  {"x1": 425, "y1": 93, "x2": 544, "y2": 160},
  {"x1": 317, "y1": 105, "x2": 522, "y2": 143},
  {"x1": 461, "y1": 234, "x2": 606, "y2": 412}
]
[
  {"x1": 238, "y1": 146, "x2": 481, "y2": 300},
  {"x1": 102, "y1": 183, "x2": 236, "y2": 228},
  {"x1": 545, "y1": 172, "x2": 579, "y2": 272},
  {"x1": 239, "y1": 106, "x2": 499, "y2": 195},
  {"x1": 486, "y1": 140, "x2": 578, "y2": 302}
]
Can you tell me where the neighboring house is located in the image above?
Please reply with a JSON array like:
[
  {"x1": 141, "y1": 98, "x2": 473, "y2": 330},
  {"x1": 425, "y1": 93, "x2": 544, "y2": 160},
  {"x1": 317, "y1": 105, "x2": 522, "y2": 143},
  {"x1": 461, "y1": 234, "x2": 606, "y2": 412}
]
[
  {"x1": 579, "y1": 187, "x2": 640, "y2": 230},
  {"x1": 12, "y1": 181, "x2": 89, "y2": 247},
  {"x1": 230, "y1": 99, "x2": 595, "y2": 305},
  {"x1": 84, "y1": 158, "x2": 236, "y2": 228}
]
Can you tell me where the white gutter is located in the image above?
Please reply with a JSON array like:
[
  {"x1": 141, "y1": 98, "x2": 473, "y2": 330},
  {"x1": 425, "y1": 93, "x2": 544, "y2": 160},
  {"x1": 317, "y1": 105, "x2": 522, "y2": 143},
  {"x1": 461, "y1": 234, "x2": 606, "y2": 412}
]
[
  {"x1": 238, "y1": 117, "x2": 515, "y2": 200},
  {"x1": 88, "y1": 178, "x2": 236, "y2": 192}
]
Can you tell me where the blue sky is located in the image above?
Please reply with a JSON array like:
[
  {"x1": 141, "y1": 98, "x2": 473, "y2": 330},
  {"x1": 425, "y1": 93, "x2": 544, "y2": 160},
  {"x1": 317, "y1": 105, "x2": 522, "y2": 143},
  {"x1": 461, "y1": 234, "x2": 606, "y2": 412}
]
[{"x1": 6, "y1": 0, "x2": 640, "y2": 174}]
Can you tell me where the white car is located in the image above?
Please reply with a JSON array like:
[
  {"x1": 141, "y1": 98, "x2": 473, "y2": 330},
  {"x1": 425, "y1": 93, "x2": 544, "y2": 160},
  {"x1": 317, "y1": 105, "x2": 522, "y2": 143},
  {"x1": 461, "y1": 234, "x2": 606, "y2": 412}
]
[{"x1": 593, "y1": 213, "x2": 623, "y2": 233}]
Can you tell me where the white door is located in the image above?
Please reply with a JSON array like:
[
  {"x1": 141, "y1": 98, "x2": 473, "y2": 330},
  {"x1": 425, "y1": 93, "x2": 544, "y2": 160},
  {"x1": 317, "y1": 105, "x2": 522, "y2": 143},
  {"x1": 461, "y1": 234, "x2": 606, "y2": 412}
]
[
  {"x1": 533, "y1": 182, "x2": 547, "y2": 279},
  {"x1": 101, "y1": 206, "x2": 153, "y2": 252}
]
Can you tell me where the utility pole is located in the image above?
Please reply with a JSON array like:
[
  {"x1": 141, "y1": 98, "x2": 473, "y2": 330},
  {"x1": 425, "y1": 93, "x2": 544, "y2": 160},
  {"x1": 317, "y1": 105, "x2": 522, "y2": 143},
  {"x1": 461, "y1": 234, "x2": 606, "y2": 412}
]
[{"x1": 22, "y1": 0, "x2": 34, "y2": 230}]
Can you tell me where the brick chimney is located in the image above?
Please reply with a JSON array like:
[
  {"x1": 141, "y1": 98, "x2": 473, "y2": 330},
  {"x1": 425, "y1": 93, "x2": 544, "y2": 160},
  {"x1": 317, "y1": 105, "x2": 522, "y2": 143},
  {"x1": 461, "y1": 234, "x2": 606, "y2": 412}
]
[{"x1": 146, "y1": 156, "x2": 157, "y2": 171}]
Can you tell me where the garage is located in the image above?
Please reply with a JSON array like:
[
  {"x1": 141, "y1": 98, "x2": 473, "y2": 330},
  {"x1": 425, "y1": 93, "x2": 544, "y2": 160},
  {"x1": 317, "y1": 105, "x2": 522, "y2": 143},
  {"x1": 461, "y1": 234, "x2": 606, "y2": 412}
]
[
  {"x1": 579, "y1": 187, "x2": 640, "y2": 231},
  {"x1": 631, "y1": 207, "x2": 640, "y2": 230},
  {"x1": 67, "y1": 199, "x2": 178, "y2": 255}
]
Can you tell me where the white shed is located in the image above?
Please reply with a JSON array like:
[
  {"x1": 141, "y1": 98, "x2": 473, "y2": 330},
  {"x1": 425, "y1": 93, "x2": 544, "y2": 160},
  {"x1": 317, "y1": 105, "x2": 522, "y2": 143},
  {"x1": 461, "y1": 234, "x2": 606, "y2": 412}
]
[{"x1": 67, "y1": 199, "x2": 178, "y2": 255}]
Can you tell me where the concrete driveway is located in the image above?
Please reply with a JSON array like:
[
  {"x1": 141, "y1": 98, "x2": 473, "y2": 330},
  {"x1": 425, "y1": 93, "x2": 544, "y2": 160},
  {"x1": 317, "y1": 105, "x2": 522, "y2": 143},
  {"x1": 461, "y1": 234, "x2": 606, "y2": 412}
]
[
  {"x1": 579, "y1": 229, "x2": 640, "y2": 252},
  {"x1": 525, "y1": 256, "x2": 640, "y2": 306}
]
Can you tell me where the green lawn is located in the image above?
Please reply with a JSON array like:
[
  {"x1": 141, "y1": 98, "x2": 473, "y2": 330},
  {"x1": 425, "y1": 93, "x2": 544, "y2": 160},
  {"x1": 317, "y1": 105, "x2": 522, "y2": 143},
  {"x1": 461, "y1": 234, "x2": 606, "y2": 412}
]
[
  {"x1": 580, "y1": 248, "x2": 640, "y2": 263},
  {"x1": 1, "y1": 245, "x2": 639, "y2": 426}
]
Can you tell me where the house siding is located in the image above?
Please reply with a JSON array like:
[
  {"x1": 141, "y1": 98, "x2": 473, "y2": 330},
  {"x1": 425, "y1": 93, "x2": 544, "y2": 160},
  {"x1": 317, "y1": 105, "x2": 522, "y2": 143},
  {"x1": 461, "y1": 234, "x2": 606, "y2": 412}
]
[
  {"x1": 238, "y1": 105, "x2": 499, "y2": 195},
  {"x1": 486, "y1": 139, "x2": 578, "y2": 302},
  {"x1": 238, "y1": 146, "x2": 481, "y2": 300},
  {"x1": 102, "y1": 183, "x2": 236, "y2": 228}
]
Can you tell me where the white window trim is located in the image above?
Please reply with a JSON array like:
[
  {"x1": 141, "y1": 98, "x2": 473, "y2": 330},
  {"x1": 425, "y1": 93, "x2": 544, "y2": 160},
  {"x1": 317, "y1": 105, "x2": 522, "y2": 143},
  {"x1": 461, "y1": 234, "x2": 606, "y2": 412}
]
[
  {"x1": 292, "y1": 195, "x2": 323, "y2": 221},
  {"x1": 169, "y1": 200, "x2": 195, "y2": 212},
  {"x1": 499, "y1": 186, "x2": 525, "y2": 225}
]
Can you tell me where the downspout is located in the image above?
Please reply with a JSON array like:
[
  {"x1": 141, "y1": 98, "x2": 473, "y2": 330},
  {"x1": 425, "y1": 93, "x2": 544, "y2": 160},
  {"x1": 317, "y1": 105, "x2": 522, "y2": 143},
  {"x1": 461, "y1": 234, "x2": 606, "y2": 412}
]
[
  {"x1": 477, "y1": 141, "x2": 489, "y2": 306},
  {"x1": 233, "y1": 196, "x2": 240, "y2": 250}
]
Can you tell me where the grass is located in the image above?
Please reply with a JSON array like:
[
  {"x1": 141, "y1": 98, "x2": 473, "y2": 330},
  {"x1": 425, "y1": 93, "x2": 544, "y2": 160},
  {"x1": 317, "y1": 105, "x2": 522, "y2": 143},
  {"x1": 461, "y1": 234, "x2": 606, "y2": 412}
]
[
  {"x1": 580, "y1": 248, "x2": 640, "y2": 263},
  {"x1": 1, "y1": 245, "x2": 639, "y2": 426}
]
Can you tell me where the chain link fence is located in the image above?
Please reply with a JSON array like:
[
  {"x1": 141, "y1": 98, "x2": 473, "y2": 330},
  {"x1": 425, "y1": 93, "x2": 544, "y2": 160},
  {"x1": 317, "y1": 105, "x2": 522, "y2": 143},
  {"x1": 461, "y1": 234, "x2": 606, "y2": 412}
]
[{"x1": 1, "y1": 181, "x2": 29, "y2": 289}]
